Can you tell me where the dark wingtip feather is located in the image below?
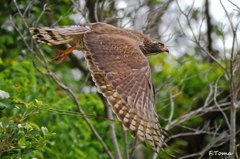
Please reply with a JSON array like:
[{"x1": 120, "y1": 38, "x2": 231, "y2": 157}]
[
  {"x1": 33, "y1": 34, "x2": 44, "y2": 38},
  {"x1": 29, "y1": 28, "x2": 40, "y2": 33}
]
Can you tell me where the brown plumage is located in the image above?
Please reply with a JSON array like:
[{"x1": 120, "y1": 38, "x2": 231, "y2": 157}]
[{"x1": 29, "y1": 22, "x2": 169, "y2": 152}]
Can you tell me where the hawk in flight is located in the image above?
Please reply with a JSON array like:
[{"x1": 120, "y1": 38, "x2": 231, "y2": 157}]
[{"x1": 29, "y1": 22, "x2": 169, "y2": 152}]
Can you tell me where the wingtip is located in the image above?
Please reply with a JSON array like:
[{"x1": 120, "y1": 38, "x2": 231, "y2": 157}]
[{"x1": 29, "y1": 27, "x2": 40, "y2": 33}]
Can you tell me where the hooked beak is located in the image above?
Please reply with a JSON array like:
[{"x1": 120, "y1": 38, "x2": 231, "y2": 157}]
[{"x1": 161, "y1": 46, "x2": 169, "y2": 54}]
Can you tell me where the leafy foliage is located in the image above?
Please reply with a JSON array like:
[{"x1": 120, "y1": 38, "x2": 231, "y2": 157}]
[
  {"x1": 0, "y1": 90, "x2": 55, "y2": 159},
  {"x1": 1, "y1": 0, "x2": 239, "y2": 158}
]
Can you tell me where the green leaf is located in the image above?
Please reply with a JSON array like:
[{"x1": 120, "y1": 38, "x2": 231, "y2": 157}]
[
  {"x1": 0, "y1": 99, "x2": 15, "y2": 109},
  {"x1": 24, "y1": 141, "x2": 32, "y2": 148},
  {"x1": 18, "y1": 137, "x2": 26, "y2": 148},
  {"x1": 24, "y1": 123, "x2": 33, "y2": 132},
  {"x1": 0, "y1": 105, "x2": 6, "y2": 110},
  {"x1": 34, "y1": 99, "x2": 43, "y2": 106},
  {"x1": 44, "y1": 133, "x2": 56, "y2": 138},
  {"x1": 41, "y1": 127, "x2": 48, "y2": 136},
  {"x1": 0, "y1": 116, "x2": 7, "y2": 124},
  {"x1": 0, "y1": 133, "x2": 6, "y2": 139},
  {"x1": 2, "y1": 154, "x2": 17, "y2": 159}
]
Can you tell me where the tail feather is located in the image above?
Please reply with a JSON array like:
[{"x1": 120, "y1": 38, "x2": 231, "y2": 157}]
[
  {"x1": 32, "y1": 34, "x2": 67, "y2": 39},
  {"x1": 29, "y1": 25, "x2": 90, "y2": 46},
  {"x1": 29, "y1": 25, "x2": 89, "y2": 35},
  {"x1": 37, "y1": 39, "x2": 72, "y2": 46}
]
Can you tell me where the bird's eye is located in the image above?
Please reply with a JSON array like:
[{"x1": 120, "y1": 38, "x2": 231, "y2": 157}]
[{"x1": 158, "y1": 43, "x2": 163, "y2": 47}]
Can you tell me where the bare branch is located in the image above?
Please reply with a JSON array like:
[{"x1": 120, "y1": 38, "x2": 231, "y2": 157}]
[
  {"x1": 167, "y1": 101, "x2": 230, "y2": 130},
  {"x1": 214, "y1": 76, "x2": 231, "y2": 129},
  {"x1": 121, "y1": 125, "x2": 129, "y2": 159},
  {"x1": 94, "y1": 0, "x2": 100, "y2": 22},
  {"x1": 165, "y1": 91, "x2": 174, "y2": 130},
  {"x1": 106, "y1": 101, "x2": 122, "y2": 159},
  {"x1": 176, "y1": 0, "x2": 228, "y2": 73}
]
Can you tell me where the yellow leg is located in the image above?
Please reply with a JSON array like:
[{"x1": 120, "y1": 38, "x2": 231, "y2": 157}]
[{"x1": 51, "y1": 45, "x2": 77, "y2": 63}]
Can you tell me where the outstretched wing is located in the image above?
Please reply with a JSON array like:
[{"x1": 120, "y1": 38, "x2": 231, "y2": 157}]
[{"x1": 83, "y1": 23, "x2": 167, "y2": 151}]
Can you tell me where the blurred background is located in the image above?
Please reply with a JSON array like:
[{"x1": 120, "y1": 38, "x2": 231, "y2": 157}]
[{"x1": 0, "y1": 0, "x2": 239, "y2": 158}]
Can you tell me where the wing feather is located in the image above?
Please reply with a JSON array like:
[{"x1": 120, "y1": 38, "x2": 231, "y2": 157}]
[{"x1": 83, "y1": 23, "x2": 166, "y2": 152}]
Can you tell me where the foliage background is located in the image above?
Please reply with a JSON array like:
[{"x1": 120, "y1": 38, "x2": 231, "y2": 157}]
[{"x1": 0, "y1": 0, "x2": 239, "y2": 159}]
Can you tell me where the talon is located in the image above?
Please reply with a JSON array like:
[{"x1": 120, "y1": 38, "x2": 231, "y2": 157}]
[
  {"x1": 51, "y1": 45, "x2": 77, "y2": 63},
  {"x1": 51, "y1": 52, "x2": 62, "y2": 62}
]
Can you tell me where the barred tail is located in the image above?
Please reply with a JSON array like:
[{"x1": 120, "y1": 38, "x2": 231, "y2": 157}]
[{"x1": 29, "y1": 25, "x2": 90, "y2": 46}]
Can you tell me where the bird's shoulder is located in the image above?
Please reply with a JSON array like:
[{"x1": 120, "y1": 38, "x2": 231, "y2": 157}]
[{"x1": 83, "y1": 23, "x2": 146, "y2": 43}]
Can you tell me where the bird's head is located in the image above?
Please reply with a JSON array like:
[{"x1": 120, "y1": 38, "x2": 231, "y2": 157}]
[
  {"x1": 148, "y1": 40, "x2": 169, "y2": 56},
  {"x1": 139, "y1": 36, "x2": 169, "y2": 56}
]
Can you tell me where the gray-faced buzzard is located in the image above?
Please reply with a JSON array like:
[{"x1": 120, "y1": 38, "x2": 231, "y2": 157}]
[{"x1": 29, "y1": 22, "x2": 169, "y2": 152}]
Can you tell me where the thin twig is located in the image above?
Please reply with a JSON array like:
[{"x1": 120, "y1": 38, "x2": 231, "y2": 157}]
[
  {"x1": 165, "y1": 91, "x2": 174, "y2": 130},
  {"x1": 94, "y1": 0, "x2": 100, "y2": 22},
  {"x1": 121, "y1": 125, "x2": 129, "y2": 159},
  {"x1": 106, "y1": 102, "x2": 122, "y2": 159},
  {"x1": 12, "y1": 1, "x2": 115, "y2": 158}
]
